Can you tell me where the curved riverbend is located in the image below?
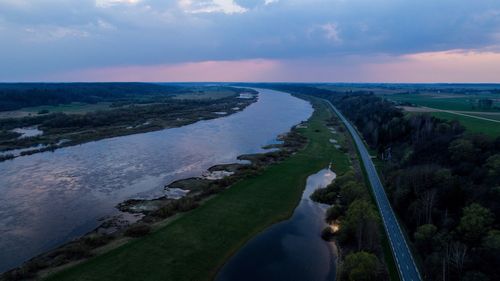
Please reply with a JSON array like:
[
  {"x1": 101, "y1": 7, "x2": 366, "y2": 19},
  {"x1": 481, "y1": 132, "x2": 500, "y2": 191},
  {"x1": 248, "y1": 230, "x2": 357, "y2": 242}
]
[
  {"x1": 216, "y1": 167, "x2": 338, "y2": 281},
  {"x1": 0, "y1": 88, "x2": 313, "y2": 272}
]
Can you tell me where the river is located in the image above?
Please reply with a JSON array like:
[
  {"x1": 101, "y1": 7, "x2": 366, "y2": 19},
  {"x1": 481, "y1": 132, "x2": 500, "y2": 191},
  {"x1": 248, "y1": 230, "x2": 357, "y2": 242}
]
[
  {"x1": 0, "y1": 88, "x2": 313, "y2": 272},
  {"x1": 216, "y1": 167, "x2": 338, "y2": 281}
]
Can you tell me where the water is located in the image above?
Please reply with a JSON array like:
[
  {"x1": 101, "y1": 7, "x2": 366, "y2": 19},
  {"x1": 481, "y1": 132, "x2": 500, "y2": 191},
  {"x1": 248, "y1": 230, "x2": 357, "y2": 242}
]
[
  {"x1": 0, "y1": 88, "x2": 313, "y2": 272},
  {"x1": 12, "y1": 127, "x2": 43, "y2": 138},
  {"x1": 216, "y1": 167, "x2": 338, "y2": 281}
]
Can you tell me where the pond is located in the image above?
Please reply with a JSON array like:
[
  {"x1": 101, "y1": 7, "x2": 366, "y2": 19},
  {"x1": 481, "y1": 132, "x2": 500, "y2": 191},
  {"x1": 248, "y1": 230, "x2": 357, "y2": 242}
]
[{"x1": 216, "y1": 167, "x2": 338, "y2": 281}]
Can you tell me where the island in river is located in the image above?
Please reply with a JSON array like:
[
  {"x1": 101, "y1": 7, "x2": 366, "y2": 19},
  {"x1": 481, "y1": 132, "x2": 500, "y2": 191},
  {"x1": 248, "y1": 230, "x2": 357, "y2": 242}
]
[{"x1": 0, "y1": 84, "x2": 257, "y2": 161}]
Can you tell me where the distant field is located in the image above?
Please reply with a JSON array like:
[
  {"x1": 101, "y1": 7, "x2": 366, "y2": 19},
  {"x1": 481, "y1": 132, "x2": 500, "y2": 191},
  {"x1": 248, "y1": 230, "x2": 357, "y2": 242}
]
[
  {"x1": 408, "y1": 111, "x2": 500, "y2": 138},
  {"x1": 383, "y1": 93, "x2": 500, "y2": 112},
  {"x1": 465, "y1": 112, "x2": 500, "y2": 121},
  {"x1": 173, "y1": 90, "x2": 237, "y2": 100},
  {"x1": 0, "y1": 102, "x2": 112, "y2": 119},
  {"x1": 0, "y1": 91, "x2": 238, "y2": 119}
]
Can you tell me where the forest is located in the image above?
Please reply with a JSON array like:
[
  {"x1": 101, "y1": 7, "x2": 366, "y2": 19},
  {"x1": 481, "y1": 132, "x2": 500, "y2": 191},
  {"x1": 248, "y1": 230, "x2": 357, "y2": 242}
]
[
  {"x1": 309, "y1": 87, "x2": 500, "y2": 281},
  {"x1": 0, "y1": 83, "x2": 247, "y2": 111}
]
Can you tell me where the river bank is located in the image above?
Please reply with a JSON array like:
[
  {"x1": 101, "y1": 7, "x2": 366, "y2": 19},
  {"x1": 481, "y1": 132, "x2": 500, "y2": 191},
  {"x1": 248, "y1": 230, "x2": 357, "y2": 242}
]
[
  {"x1": 32, "y1": 95, "x2": 348, "y2": 281},
  {"x1": 0, "y1": 88, "x2": 312, "y2": 274},
  {"x1": 2, "y1": 123, "x2": 309, "y2": 280}
]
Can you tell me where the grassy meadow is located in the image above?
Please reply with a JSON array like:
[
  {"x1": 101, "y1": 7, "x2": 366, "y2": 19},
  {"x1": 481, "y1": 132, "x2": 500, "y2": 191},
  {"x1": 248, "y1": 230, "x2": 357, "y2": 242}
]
[
  {"x1": 429, "y1": 111, "x2": 500, "y2": 138},
  {"x1": 382, "y1": 93, "x2": 500, "y2": 112}
]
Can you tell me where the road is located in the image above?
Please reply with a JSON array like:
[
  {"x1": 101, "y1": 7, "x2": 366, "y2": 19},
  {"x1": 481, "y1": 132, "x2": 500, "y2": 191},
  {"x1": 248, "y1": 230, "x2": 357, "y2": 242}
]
[{"x1": 325, "y1": 100, "x2": 423, "y2": 281}]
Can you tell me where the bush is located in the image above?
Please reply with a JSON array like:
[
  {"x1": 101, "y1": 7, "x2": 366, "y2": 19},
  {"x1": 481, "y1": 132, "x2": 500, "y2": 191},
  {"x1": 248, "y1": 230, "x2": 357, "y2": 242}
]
[
  {"x1": 321, "y1": 226, "x2": 335, "y2": 241},
  {"x1": 342, "y1": 251, "x2": 379, "y2": 281},
  {"x1": 83, "y1": 234, "x2": 112, "y2": 248},
  {"x1": 176, "y1": 197, "x2": 199, "y2": 212},
  {"x1": 325, "y1": 205, "x2": 344, "y2": 223},
  {"x1": 52, "y1": 243, "x2": 92, "y2": 261},
  {"x1": 125, "y1": 224, "x2": 152, "y2": 237}
]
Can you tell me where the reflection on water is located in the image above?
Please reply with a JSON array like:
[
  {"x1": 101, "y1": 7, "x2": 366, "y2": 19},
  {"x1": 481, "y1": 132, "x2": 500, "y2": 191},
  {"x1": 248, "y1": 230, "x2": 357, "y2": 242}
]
[
  {"x1": 0, "y1": 88, "x2": 313, "y2": 272},
  {"x1": 216, "y1": 167, "x2": 337, "y2": 281}
]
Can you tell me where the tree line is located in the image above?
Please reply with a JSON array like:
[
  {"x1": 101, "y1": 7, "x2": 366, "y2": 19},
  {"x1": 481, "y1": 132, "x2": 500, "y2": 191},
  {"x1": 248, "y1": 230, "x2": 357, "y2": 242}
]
[{"x1": 313, "y1": 89, "x2": 500, "y2": 281}]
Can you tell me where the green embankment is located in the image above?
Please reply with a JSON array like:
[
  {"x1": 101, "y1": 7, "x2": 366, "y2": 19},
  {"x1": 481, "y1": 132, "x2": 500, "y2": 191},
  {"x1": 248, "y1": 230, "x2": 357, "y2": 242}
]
[{"x1": 46, "y1": 96, "x2": 350, "y2": 281}]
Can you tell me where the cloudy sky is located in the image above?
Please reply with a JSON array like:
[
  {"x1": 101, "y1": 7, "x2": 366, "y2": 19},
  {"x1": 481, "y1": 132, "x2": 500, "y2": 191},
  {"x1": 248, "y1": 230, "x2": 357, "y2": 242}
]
[{"x1": 1, "y1": 0, "x2": 500, "y2": 82}]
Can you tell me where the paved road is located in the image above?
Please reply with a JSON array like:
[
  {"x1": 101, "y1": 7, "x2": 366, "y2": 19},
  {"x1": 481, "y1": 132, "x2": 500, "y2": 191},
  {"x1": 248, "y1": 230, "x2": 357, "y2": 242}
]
[{"x1": 325, "y1": 100, "x2": 422, "y2": 281}]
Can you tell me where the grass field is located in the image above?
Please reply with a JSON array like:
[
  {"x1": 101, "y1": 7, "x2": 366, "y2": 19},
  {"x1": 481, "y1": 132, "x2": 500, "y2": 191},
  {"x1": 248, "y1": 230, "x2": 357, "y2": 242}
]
[
  {"x1": 173, "y1": 91, "x2": 237, "y2": 100},
  {"x1": 465, "y1": 112, "x2": 500, "y2": 121},
  {"x1": 383, "y1": 93, "x2": 500, "y2": 112},
  {"x1": 429, "y1": 112, "x2": 500, "y2": 138},
  {"x1": 0, "y1": 102, "x2": 112, "y2": 119},
  {"x1": 45, "y1": 96, "x2": 350, "y2": 281}
]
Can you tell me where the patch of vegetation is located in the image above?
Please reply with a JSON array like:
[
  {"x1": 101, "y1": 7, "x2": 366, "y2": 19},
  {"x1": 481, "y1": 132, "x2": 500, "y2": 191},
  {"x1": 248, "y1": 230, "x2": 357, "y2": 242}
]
[
  {"x1": 428, "y1": 111, "x2": 500, "y2": 138},
  {"x1": 124, "y1": 224, "x2": 152, "y2": 238},
  {"x1": 382, "y1": 93, "x2": 500, "y2": 112}
]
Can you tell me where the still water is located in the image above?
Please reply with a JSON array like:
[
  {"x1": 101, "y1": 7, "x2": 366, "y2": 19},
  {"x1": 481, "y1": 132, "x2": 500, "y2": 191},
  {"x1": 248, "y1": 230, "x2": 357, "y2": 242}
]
[
  {"x1": 216, "y1": 167, "x2": 338, "y2": 281},
  {"x1": 0, "y1": 88, "x2": 313, "y2": 272}
]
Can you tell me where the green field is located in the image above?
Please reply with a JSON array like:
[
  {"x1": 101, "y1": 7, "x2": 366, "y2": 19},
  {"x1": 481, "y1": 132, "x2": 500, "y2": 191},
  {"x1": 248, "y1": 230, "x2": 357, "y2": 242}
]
[
  {"x1": 45, "y1": 97, "x2": 350, "y2": 281},
  {"x1": 0, "y1": 102, "x2": 112, "y2": 119},
  {"x1": 429, "y1": 112, "x2": 500, "y2": 138},
  {"x1": 173, "y1": 90, "x2": 237, "y2": 100},
  {"x1": 465, "y1": 112, "x2": 500, "y2": 121},
  {"x1": 383, "y1": 93, "x2": 500, "y2": 112}
]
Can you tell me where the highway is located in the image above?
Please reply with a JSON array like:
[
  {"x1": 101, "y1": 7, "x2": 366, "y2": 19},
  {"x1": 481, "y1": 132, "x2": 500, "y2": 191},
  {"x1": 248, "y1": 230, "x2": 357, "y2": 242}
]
[{"x1": 325, "y1": 100, "x2": 423, "y2": 281}]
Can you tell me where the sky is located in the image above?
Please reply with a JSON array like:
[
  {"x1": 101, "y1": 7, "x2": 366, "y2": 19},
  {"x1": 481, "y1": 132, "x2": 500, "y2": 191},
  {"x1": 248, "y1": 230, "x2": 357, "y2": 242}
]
[{"x1": 1, "y1": 0, "x2": 500, "y2": 82}]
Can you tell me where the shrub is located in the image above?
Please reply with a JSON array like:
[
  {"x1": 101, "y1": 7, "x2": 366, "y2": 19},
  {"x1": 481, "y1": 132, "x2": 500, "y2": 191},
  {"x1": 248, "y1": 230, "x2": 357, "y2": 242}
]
[
  {"x1": 125, "y1": 224, "x2": 152, "y2": 237},
  {"x1": 83, "y1": 234, "x2": 112, "y2": 248},
  {"x1": 321, "y1": 226, "x2": 335, "y2": 241}
]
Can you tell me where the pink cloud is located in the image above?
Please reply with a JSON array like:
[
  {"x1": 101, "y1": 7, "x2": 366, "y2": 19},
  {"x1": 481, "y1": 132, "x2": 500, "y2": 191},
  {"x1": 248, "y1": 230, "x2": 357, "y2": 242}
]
[
  {"x1": 47, "y1": 49, "x2": 500, "y2": 83},
  {"x1": 362, "y1": 49, "x2": 500, "y2": 83},
  {"x1": 54, "y1": 59, "x2": 281, "y2": 82}
]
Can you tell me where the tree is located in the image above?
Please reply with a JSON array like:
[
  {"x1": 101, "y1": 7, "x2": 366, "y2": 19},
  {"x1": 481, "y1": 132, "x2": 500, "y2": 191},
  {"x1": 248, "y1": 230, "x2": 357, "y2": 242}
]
[
  {"x1": 342, "y1": 251, "x2": 379, "y2": 281},
  {"x1": 340, "y1": 181, "x2": 367, "y2": 205},
  {"x1": 478, "y1": 99, "x2": 493, "y2": 109},
  {"x1": 485, "y1": 154, "x2": 500, "y2": 179},
  {"x1": 325, "y1": 205, "x2": 344, "y2": 223},
  {"x1": 463, "y1": 271, "x2": 490, "y2": 281},
  {"x1": 457, "y1": 203, "x2": 494, "y2": 245},
  {"x1": 449, "y1": 139, "x2": 477, "y2": 163},
  {"x1": 483, "y1": 230, "x2": 500, "y2": 250},
  {"x1": 341, "y1": 200, "x2": 380, "y2": 251},
  {"x1": 414, "y1": 224, "x2": 437, "y2": 254}
]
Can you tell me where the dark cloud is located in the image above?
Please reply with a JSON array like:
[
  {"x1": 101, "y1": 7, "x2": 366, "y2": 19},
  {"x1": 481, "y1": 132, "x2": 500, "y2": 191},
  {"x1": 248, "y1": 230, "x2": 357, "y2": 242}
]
[{"x1": 0, "y1": 0, "x2": 499, "y2": 80}]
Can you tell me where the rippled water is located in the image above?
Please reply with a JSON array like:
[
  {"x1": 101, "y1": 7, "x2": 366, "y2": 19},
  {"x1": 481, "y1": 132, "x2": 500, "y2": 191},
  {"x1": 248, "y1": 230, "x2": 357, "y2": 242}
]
[
  {"x1": 216, "y1": 167, "x2": 338, "y2": 281},
  {"x1": 0, "y1": 88, "x2": 313, "y2": 272}
]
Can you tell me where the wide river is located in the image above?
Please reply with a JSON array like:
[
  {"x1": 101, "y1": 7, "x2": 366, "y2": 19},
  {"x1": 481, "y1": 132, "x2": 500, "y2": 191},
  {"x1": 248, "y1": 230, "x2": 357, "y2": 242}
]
[{"x1": 0, "y1": 88, "x2": 313, "y2": 272}]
